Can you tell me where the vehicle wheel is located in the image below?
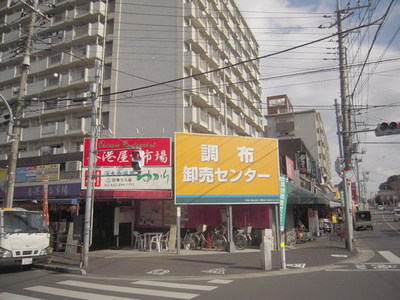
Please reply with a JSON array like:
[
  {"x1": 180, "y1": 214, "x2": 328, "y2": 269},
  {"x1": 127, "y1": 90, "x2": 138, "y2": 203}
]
[
  {"x1": 188, "y1": 233, "x2": 201, "y2": 249},
  {"x1": 234, "y1": 233, "x2": 248, "y2": 250},
  {"x1": 212, "y1": 233, "x2": 227, "y2": 250}
]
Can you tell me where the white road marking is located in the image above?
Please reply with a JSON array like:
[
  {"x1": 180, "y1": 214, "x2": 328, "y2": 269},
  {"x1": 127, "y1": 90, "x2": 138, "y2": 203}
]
[
  {"x1": 208, "y1": 279, "x2": 233, "y2": 284},
  {"x1": 378, "y1": 251, "x2": 400, "y2": 264},
  {"x1": 57, "y1": 280, "x2": 199, "y2": 300},
  {"x1": 287, "y1": 263, "x2": 306, "y2": 268},
  {"x1": 201, "y1": 268, "x2": 226, "y2": 274},
  {"x1": 356, "y1": 264, "x2": 367, "y2": 270},
  {"x1": 133, "y1": 280, "x2": 217, "y2": 291},
  {"x1": 0, "y1": 292, "x2": 43, "y2": 300},
  {"x1": 146, "y1": 269, "x2": 170, "y2": 275},
  {"x1": 25, "y1": 286, "x2": 139, "y2": 300},
  {"x1": 331, "y1": 254, "x2": 348, "y2": 258}
]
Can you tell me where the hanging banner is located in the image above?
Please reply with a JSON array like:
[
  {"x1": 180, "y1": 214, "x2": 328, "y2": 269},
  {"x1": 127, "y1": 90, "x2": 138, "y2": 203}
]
[
  {"x1": 279, "y1": 176, "x2": 289, "y2": 232},
  {"x1": 42, "y1": 179, "x2": 50, "y2": 226}
]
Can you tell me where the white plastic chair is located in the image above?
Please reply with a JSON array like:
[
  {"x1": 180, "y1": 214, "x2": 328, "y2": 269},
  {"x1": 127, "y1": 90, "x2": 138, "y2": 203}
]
[
  {"x1": 149, "y1": 233, "x2": 163, "y2": 252},
  {"x1": 133, "y1": 231, "x2": 145, "y2": 250},
  {"x1": 160, "y1": 232, "x2": 170, "y2": 250}
]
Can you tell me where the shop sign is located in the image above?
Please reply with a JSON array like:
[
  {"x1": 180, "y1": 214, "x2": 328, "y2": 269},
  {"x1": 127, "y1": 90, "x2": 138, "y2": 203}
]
[
  {"x1": 81, "y1": 167, "x2": 172, "y2": 190},
  {"x1": 175, "y1": 133, "x2": 280, "y2": 205},
  {"x1": 9, "y1": 183, "x2": 82, "y2": 199},
  {"x1": 279, "y1": 176, "x2": 289, "y2": 232},
  {"x1": 16, "y1": 164, "x2": 60, "y2": 183},
  {"x1": 83, "y1": 137, "x2": 171, "y2": 167}
]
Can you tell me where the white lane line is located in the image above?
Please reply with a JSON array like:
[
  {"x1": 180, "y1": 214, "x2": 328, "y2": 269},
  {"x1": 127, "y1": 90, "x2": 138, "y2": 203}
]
[
  {"x1": 133, "y1": 280, "x2": 217, "y2": 291},
  {"x1": 0, "y1": 292, "x2": 44, "y2": 300},
  {"x1": 208, "y1": 279, "x2": 233, "y2": 284},
  {"x1": 25, "y1": 286, "x2": 138, "y2": 300},
  {"x1": 378, "y1": 251, "x2": 400, "y2": 264},
  {"x1": 57, "y1": 280, "x2": 199, "y2": 300}
]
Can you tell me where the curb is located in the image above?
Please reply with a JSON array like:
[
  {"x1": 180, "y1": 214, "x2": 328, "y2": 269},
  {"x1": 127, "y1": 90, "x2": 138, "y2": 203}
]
[{"x1": 34, "y1": 263, "x2": 86, "y2": 275}]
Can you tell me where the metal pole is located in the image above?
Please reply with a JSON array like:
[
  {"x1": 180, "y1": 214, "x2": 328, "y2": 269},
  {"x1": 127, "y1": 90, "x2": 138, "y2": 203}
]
[
  {"x1": 177, "y1": 206, "x2": 181, "y2": 254},
  {"x1": 276, "y1": 204, "x2": 286, "y2": 269},
  {"x1": 337, "y1": 0, "x2": 354, "y2": 251},
  {"x1": 223, "y1": 60, "x2": 235, "y2": 253},
  {"x1": 4, "y1": 0, "x2": 39, "y2": 208},
  {"x1": 83, "y1": 60, "x2": 101, "y2": 268}
]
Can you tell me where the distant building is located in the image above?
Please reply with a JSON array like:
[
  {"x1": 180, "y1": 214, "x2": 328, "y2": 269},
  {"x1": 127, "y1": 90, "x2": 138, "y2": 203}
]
[{"x1": 265, "y1": 94, "x2": 333, "y2": 192}]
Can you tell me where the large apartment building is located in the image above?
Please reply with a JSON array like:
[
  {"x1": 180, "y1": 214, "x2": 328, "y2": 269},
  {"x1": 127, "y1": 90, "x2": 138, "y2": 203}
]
[{"x1": 0, "y1": 0, "x2": 263, "y2": 176}]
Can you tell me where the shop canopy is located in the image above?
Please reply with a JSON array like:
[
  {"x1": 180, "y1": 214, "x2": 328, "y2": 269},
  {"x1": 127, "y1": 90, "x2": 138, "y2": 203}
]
[{"x1": 287, "y1": 181, "x2": 331, "y2": 206}]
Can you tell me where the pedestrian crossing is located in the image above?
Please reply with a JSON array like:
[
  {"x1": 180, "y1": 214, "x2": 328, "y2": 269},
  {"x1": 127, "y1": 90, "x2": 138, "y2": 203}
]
[
  {"x1": 0, "y1": 279, "x2": 233, "y2": 300},
  {"x1": 327, "y1": 250, "x2": 400, "y2": 272}
]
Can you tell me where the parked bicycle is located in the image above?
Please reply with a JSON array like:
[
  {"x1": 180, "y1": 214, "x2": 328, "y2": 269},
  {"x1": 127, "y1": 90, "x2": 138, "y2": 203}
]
[
  {"x1": 182, "y1": 224, "x2": 227, "y2": 250},
  {"x1": 233, "y1": 226, "x2": 252, "y2": 250}
]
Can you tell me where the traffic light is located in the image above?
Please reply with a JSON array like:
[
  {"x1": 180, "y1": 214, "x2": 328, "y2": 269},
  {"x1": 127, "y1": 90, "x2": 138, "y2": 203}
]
[
  {"x1": 375, "y1": 122, "x2": 400, "y2": 137},
  {"x1": 131, "y1": 150, "x2": 144, "y2": 174}
]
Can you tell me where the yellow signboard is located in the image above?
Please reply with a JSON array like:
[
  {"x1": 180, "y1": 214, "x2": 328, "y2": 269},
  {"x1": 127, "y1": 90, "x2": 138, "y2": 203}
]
[{"x1": 175, "y1": 133, "x2": 280, "y2": 204}]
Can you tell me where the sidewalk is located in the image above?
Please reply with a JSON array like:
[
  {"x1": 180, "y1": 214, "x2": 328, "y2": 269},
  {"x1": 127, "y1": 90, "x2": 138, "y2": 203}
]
[{"x1": 35, "y1": 233, "x2": 358, "y2": 278}]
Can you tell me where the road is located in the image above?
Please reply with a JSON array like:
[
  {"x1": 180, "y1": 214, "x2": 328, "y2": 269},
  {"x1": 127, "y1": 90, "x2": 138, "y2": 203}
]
[{"x1": 0, "y1": 209, "x2": 399, "y2": 300}]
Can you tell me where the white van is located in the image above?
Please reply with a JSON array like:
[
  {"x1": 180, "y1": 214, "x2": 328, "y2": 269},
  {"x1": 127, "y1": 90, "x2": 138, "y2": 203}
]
[{"x1": 394, "y1": 208, "x2": 400, "y2": 222}]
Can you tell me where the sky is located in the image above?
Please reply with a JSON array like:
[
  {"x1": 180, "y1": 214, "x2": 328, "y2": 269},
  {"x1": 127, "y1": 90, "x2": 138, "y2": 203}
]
[{"x1": 235, "y1": 0, "x2": 400, "y2": 199}]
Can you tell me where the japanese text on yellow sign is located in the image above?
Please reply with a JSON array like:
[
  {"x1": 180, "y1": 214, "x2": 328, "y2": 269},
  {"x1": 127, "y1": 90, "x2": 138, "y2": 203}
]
[{"x1": 175, "y1": 133, "x2": 280, "y2": 204}]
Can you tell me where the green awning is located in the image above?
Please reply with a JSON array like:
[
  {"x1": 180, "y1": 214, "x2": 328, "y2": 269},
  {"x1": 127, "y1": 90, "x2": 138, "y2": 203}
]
[{"x1": 287, "y1": 181, "x2": 330, "y2": 205}]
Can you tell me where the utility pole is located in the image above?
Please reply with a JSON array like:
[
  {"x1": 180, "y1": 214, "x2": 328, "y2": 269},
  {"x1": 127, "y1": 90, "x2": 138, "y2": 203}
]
[
  {"x1": 4, "y1": 0, "x2": 39, "y2": 208},
  {"x1": 82, "y1": 59, "x2": 101, "y2": 268},
  {"x1": 337, "y1": 0, "x2": 353, "y2": 251}
]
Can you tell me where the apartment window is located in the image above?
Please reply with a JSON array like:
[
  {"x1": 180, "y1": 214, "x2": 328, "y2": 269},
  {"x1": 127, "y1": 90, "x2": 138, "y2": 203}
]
[
  {"x1": 69, "y1": 117, "x2": 82, "y2": 130},
  {"x1": 73, "y1": 45, "x2": 87, "y2": 57},
  {"x1": 105, "y1": 42, "x2": 113, "y2": 57},
  {"x1": 215, "y1": 118, "x2": 222, "y2": 131},
  {"x1": 200, "y1": 108, "x2": 208, "y2": 123},
  {"x1": 101, "y1": 112, "x2": 109, "y2": 129},
  {"x1": 102, "y1": 88, "x2": 111, "y2": 103},
  {"x1": 75, "y1": 24, "x2": 89, "y2": 37},
  {"x1": 76, "y1": 3, "x2": 90, "y2": 16},
  {"x1": 53, "y1": 11, "x2": 66, "y2": 23},
  {"x1": 104, "y1": 64, "x2": 112, "y2": 80},
  {"x1": 106, "y1": 20, "x2": 114, "y2": 35},
  {"x1": 45, "y1": 99, "x2": 58, "y2": 109},
  {"x1": 108, "y1": 0, "x2": 115, "y2": 13},
  {"x1": 71, "y1": 69, "x2": 85, "y2": 81},
  {"x1": 48, "y1": 76, "x2": 60, "y2": 87},
  {"x1": 49, "y1": 53, "x2": 62, "y2": 65},
  {"x1": 42, "y1": 121, "x2": 56, "y2": 134}
]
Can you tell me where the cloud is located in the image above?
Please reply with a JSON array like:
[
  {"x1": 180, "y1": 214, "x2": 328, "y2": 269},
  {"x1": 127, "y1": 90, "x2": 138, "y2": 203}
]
[{"x1": 236, "y1": 0, "x2": 400, "y2": 197}]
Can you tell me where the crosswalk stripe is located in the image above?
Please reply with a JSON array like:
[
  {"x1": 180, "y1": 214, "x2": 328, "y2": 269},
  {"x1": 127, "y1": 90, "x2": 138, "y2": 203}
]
[
  {"x1": 57, "y1": 280, "x2": 199, "y2": 300},
  {"x1": 25, "y1": 286, "x2": 139, "y2": 300},
  {"x1": 378, "y1": 251, "x2": 400, "y2": 264},
  {"x1": 0, "y1": 292, "x2": 44, "y2": 300},
  {"x1": 208, "y1": 279, "x2": 233, "y2": 284},
  {"x1": 133, "y1": 280, "x2": 217, "y2": 291}
]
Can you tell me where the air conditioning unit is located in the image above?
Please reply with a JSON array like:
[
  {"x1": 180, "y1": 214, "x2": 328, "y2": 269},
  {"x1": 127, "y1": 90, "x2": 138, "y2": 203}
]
[{"x1": 65, "y1": 161, "x2": 82, "y2": 172}]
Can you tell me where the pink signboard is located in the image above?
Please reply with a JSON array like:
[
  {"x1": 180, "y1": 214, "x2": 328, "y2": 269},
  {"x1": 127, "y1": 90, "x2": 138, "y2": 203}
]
[
  {"x1": 83, "y1": 138, "x2": 171, "y2": 167},
  {"x1": 285, "y1": 155, "x2": 295, "y2": 180}
]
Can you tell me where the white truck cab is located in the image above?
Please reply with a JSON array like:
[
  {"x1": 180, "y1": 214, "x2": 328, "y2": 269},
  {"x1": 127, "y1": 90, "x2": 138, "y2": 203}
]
[{"x1": 0, "y1": 208, "x2": 50, "y2": 267}]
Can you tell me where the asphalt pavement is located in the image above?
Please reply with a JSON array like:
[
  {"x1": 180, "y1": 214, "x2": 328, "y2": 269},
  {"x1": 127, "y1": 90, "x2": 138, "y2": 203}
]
[{"x1": 34, "y1": 233, "x2": 367, "y2": 279}]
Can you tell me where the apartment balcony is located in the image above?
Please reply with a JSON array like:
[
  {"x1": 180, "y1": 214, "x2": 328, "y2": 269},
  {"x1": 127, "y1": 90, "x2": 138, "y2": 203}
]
[
  {"x1": 73, "y1": 22, "x2": 105, "y2": 44},
  {"x1": 184, "y1": 52, "x2": 208, "y2": 76},
  {"x1": 184, "y1": 78, "x2": 211, "y2": 108},
  {"x1": 184, "y1": 27, "x2": 208, "y2": 54},
  {"x1": 185, "y1": 106, "x2": 211, "y2": 133},
  {"x1": 184, "y1": 1, "x2": 207, "y2": 30},
  {"x1": 0, "y1": 66, "x2": 18, "y2": 83}
]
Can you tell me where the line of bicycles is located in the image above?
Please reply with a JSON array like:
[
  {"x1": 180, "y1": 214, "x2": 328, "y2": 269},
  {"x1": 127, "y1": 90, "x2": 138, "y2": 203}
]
[{"x1": 182, "y1": 224, "x2": 253, "y2": 250}]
